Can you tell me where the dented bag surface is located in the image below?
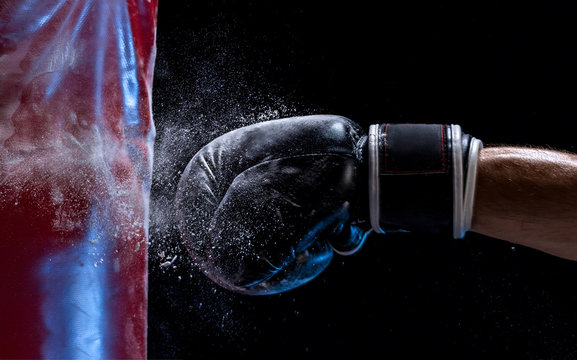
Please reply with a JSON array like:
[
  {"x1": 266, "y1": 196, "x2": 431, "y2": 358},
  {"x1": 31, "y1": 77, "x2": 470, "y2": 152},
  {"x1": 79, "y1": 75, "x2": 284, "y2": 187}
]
[{"x1": 0, "y1": 0, "x2": 157, "y2": 358}]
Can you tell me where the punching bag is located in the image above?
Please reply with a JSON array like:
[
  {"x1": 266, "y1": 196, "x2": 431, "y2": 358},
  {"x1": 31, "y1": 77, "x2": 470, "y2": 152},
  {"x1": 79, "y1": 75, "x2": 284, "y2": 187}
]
[{"x1": 0, "y1": 0, "x2": 157, "y2": 358}]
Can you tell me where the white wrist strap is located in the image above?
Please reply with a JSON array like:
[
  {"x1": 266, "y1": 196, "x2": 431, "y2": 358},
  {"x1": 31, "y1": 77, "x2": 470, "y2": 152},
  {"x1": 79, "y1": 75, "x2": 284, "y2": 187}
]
[
  {"x1": 453, "y1": 123, "x2": 483, "y2": 239},
  {"x1": 462, "y1": 137, "x2": 483, "y2": 237},
  {"x1": 451, "y1": 125, "x2": 464, "y2": 239},
  {"x1": 368, "y1": 124, "x2": 384, "y2": 234}
]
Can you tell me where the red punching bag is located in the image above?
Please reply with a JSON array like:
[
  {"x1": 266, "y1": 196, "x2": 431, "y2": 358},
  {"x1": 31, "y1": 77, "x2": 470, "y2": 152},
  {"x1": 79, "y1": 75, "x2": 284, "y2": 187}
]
[{"x1": 0, "y1": 0, "x2": 157, "y2": 358}]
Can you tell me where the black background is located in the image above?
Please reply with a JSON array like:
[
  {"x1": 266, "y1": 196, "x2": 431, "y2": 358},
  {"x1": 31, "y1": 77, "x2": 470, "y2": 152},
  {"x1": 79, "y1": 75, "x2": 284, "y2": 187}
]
[{"x1": 148, "y1": 1, "x2": 577, "y2": 359}]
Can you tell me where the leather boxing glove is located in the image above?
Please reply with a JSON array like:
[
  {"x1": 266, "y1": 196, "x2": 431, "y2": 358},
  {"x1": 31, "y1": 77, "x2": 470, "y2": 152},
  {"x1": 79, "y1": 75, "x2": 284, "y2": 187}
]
[{"x1": 175, "y1": 115, "x2": 482, "y2": 295}]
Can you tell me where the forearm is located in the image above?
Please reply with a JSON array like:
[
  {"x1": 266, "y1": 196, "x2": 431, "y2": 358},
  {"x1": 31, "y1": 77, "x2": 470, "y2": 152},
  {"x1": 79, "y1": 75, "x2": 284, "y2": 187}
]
[{"x1": 471, "y1": 146, "x2": 577, "y2": 260}]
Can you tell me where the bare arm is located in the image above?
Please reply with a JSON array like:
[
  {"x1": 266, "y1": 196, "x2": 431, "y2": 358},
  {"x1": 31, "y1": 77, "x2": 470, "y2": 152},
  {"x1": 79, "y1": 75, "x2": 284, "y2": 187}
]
[{"x1": 471, "y1": 147, "x2": 577, "y2": 261}]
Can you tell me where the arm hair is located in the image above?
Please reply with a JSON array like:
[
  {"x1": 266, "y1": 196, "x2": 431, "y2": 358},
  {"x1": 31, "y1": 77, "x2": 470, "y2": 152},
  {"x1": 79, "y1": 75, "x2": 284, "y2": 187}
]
[{"x1": 471, "y1": 146, "x2": 577, "y2": 261}]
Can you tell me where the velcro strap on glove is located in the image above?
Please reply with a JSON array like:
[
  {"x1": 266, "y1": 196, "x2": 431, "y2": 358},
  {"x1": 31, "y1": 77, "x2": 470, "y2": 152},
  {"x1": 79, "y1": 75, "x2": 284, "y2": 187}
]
[{"x1": 368, "y1": 123, "x2": 482, "y2": 238}]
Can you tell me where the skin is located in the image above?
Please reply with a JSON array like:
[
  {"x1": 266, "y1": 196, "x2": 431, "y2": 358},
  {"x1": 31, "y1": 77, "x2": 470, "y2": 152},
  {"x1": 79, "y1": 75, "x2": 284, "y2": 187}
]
[{"x1": 472, "y1": 147, "x2": 577, "y2": 261}]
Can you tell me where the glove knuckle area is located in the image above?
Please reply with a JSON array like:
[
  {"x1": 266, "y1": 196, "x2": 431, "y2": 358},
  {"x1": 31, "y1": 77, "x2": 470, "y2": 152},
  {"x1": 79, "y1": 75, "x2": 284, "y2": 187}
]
[
  {"x1": 197, "y1": 114, "x2": 363, "y2": 172},
  {"x1": 176, "y1": 124, "x2": 363, "y2": 294}
]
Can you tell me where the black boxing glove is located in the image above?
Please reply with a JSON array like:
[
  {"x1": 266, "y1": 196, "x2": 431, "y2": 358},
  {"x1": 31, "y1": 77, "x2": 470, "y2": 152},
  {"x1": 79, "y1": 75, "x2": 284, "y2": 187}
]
[{"x1": 175, "y1": 115, "x2": 482, "y2": 295}]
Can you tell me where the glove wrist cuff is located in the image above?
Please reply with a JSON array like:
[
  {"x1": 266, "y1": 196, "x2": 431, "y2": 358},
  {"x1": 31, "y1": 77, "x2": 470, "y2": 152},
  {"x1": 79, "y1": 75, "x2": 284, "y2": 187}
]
[
  {"x1": 368, "y1": 124, "x2": 382, "y2": 234},
  {"x1": 368, "y1": 123, "x2": 482, "y2": 238}
]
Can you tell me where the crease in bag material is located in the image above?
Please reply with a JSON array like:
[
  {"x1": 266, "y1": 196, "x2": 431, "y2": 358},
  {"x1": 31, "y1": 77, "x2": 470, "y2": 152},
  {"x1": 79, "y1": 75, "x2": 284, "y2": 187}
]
[{"x1": 0, "y1": 0, "x2": 157, "y2": 358}]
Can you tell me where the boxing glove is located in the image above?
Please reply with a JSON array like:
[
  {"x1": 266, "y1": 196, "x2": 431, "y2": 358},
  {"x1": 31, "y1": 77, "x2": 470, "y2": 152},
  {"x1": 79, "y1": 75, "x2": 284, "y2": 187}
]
[{"x1": 175, "y1": 115, "x2": 482, "y2": 295}]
